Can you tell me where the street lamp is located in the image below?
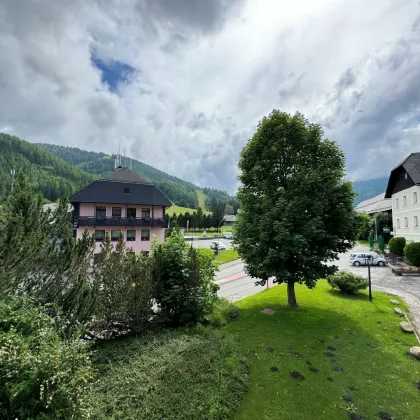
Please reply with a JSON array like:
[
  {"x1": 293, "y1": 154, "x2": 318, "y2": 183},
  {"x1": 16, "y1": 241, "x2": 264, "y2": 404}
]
[
  {"x1": 216, "y1": 217, "x2": 225, "y2": 256},
  {"x1": 364, "y1": 256, "x2": 373, "y2": 302}
]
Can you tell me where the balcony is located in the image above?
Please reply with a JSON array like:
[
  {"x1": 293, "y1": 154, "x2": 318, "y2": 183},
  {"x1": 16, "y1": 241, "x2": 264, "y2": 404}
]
[{"x1": 76, "y1": 216, "x2": 165, "y2": 228}]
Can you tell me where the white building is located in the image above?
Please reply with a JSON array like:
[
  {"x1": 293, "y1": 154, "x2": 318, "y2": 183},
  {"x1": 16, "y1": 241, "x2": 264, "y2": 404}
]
[{"x1": 385, "y1": 153, "x2": 420, "y2": 242}]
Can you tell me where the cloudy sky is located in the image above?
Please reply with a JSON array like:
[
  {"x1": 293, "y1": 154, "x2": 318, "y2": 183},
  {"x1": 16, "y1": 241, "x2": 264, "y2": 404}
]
[{"x1": 1, "y1": 0, "x2": 420, "y2": 192}]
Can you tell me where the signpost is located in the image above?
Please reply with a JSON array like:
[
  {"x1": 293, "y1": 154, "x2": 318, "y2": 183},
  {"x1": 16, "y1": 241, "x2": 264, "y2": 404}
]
[{"x1": 364, "y1": 256, "x2": 373, "y2": 302}]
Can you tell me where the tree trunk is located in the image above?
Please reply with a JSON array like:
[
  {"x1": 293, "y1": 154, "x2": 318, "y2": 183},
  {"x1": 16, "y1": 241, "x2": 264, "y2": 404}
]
[{"x1": 287, "y1": 280, "x2": 298, "y2": 308}]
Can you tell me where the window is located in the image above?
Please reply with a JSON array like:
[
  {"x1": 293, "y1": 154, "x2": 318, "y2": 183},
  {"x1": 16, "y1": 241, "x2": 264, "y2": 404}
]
[
  {"x1": 95, "y1": 230, "x2": 105, "y2": 242},
  {"x1": 396, "y1": 198, "x2": 399, "y2": 209},
  {"x1": 127, "y1": 207, "x2": 136, "y2": 218},
  {"x1": 404, "y1": 217, "x2": 408, "y2": 228},
  {"x1": 414, "y1": 216, "x2": 419, "y2": 227},
  {"x1": 127, "y1": 230, "x2": 136, "y2": 241},
  {"x1": 403, "y1": 196, "x2": 407, "y2": 206},
  {"x1": 405, "y1": 173, "x2": 408, "y2": 179},
  {"x1": 96, "y1": 206, "x2": 106, "y2": 218},
  {"x1": 112, "y1": 207, "x2": 122, "y2": 218},
  {"x1": 124, "y1": 187, "x2": 130, "y2": 194},
  {"x1": 111, "y1": 230, "x2": 121, "y2": 242},
  {"x1": 141, "y1": 230, "x2": 150, "y2": 241},
  {"x1": 397, "y1": 219, "x2": 400, "y2": 229},
  {"x1": 142, "y1": 208, "x2": 151, "y2": 218},
  {"x1": 414, "y1": 192, "x2": 418, "y2": 204}
]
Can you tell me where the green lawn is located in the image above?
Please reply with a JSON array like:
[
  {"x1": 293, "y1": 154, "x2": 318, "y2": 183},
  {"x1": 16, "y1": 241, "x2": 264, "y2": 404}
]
[
  {"x1": 226, "y1": 281, "x2": 420, "y2": 420},
  {"x1": 87, "y1": 329, "x2": 248, "y2": 419},
  {"x1": 196, "y1": 190, "x2": 207, "y2": 209},
  {"x1": 216, "y1": 249, "x2": 239, "y2": 265}
]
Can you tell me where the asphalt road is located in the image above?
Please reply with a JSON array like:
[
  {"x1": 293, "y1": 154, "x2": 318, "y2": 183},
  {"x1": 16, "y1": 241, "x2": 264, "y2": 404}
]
[
  {"x1": 187, "y1": 238, "x2": 234, "y2": 250},
  {"x1": 215, "y1": 244, "x2": 420, "y2": 330}
]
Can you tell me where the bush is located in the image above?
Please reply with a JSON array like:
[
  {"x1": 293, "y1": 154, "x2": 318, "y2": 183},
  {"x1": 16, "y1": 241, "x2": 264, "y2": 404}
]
[
  {"x1": 327, "y1": 271, "x2": 368, "y2": 294},
  {"x1": 404, "y1": 242, "x2": 420, "y2": 266},
  {"x1": 87, "y1": 329, "x2": 249, "y2": 420},
  {"x1": 0, "y1": 297, "x2": 95, "y2": 420},
  {"x1": 388, "y1": 237, "x2": 406, "y2": 256},
  {"x1": 205, "y1": 298, "x2": 241, "y2": 327},
  {"x1": 152, "y1": 230, "x2": 219, "y2": 327}
]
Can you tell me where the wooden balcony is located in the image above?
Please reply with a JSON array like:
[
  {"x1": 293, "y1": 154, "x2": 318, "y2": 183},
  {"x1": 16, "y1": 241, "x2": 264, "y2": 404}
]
[{"x1": 76, "y1": 216, "x2": 165, "y2": 228}]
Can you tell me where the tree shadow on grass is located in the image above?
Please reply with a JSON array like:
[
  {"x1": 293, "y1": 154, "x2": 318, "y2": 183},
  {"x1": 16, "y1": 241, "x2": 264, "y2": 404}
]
[
  {"x1": 326, "y1": 289, "x2": 370, "y2": 302},
  {"x1": 228, "y1": 296, "x2": 420, "y2": 420}
]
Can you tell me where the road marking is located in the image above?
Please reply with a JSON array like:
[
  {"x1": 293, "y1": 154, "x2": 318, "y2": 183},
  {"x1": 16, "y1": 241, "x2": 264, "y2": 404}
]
[{"x1": 223, "y1": 272, "x2": 247, "y2": 282}]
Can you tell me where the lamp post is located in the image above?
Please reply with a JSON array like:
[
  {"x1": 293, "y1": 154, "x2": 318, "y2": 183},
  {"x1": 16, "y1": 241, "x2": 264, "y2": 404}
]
[
  {"x1": 364, "y1": 256, "x2": 373, "y2": 302},
  {"x1": 216, "y1": 218, "x2": 224, "y2": 256}
]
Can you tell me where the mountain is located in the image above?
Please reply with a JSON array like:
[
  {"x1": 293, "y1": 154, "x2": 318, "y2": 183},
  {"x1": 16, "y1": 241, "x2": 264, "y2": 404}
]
[
  {"x1": 352, "y1": 177, "x2": 389, "y2": 205},
  {"x1": 36, "y1": 143, "x2": 240, "y2": 213},
  {"x1": 0, "y1": 133, "x2": 96, "y2": 202}
]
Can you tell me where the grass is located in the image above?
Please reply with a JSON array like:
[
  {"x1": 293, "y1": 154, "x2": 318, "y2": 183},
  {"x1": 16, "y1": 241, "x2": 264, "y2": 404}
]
[
  {"x1": 196, "y1": 190, "x2": 207, "y2": 209},
  {"x1": 87, "y1": 328, "x2": 249, "y2": 419},
  {"x1": 166, "y1": 204, "x2": 198, "y2": 215},
  {"x1": 225, "y1": 281, "x2": 420, "y2": 420},
  {"x1": 216, "y1": 249, "x2": 240, "y2": 265}
]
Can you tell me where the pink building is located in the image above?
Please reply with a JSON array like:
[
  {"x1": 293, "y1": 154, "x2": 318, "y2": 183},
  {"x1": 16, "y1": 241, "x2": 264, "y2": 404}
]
[{"x1": 70, "y1": 167, "x2": 171, "y2": 255}]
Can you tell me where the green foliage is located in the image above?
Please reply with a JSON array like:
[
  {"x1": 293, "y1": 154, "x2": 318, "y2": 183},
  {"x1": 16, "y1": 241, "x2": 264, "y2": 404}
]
[
  {"x1": 152, "y1": 230, "x2": 219, "y2": 327},
  {"x1": 234, "y1": 111, "x2": 357, "y2": 306},
  {"x1": 0, "y1": 173, "x2": 98, "y2": 337},
  {"x1": 404, "y1": 242, "x2": 420, "y2": 266},
  {"x1": 374, "y1": 212, "x2": 392, "y2": 244},
  {"x1": 93, "y1": 233, "x2": 154, "y2": 337},
  {"x1": 0, "y1": 133, "x2": 96, "y2": 202},
  {"x1": 327, "y1": 271, "x2": 368, "y2": 294},
  {"x1": 0, "y1": 296, "x2": 94, "y2": 420},
  {"x1": 388, "y1": 237, "x2": 406, "y2": 256},
  {"x1": 355, "y1": 212, "x2": 372, "y2": 240},
  {"x1": 87, "y1": 329, "x2": 249, "y2": 420},
  {"x1": 205, "y1": 298, "x2": 241, "y2": 327}
]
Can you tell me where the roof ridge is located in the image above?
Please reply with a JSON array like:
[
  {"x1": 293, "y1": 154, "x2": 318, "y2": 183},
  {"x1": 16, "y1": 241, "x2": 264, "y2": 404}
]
[{"x1": 100, "y1": 167, "x2": 150, "y2": 184}]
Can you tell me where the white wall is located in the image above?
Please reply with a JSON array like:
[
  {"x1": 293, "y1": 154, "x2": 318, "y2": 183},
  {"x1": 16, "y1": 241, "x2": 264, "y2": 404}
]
[{"x1": 392, "y1": 185, "x2": 420, "y2": 242}]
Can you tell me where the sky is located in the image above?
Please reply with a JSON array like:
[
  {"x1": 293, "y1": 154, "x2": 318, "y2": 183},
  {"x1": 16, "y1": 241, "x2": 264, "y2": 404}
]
[{"x1": 1, "y1": 0, "x2": 420, "y2": 193}]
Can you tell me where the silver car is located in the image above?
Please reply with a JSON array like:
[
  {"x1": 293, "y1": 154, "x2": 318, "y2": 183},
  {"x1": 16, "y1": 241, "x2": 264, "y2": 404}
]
[
  {"x1": 350, "y1": 253, "x2": 387, "y2": 267},
  {"x1": 210, "y1": 241, "x2": 226, "y2": 250}
]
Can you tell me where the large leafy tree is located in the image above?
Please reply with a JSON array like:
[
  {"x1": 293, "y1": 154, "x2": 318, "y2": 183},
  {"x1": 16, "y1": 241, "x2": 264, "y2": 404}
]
[{"x1": 234, "y1": 111, "x2": 357, "y2": 307}]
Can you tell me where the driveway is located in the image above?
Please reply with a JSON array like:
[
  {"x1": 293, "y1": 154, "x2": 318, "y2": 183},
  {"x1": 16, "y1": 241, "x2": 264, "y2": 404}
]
[{"x1": 216, "y1": 243, "x2": 420, "y2": 333}]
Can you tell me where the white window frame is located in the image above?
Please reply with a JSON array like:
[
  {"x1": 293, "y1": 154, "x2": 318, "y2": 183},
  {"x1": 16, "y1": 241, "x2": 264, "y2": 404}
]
[
  {"x1": 404, "y1": 217, "x2": 408, "y2": 228},
  {"x1": 397, "y1": 219, "x2": 400, "y2": 229},
  {"x1": 414, "y1": 192, "x2": 418, "y2": 204},
  {"x1": 396, "y1": 198, "x2": 399, "y2": 209},
  {"x1": 403, "y1": 196, "x2": 407, "y2": 207},
  {"x1": 414, "y1": 216, "x2": 419, "y2": 228}
]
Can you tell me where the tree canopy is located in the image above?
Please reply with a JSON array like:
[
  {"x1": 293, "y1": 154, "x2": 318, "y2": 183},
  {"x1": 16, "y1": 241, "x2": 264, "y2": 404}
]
[{"x1": 234, "y1": 111, "x2": 357, "y2": 307}]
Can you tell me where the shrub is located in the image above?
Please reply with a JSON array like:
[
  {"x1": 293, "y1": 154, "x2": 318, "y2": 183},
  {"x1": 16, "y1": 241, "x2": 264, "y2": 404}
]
[
  {"x1": 93, "y1": 234, "x2": 154, "y2": 338},
  {"x1": 152, "y1": 230, "x2": 219, "y2": 327},
  {"x1": 87, "y1": 329, "x2": 249, "y2": 420},
  {"x1": 404, "y1": 242, "x2": 420, "y2": 266},
  {"x1": 205, "y1": 298, "x2": 241, "y2": 327},
  {"x1": 0, "y1": 296, "x2": 95, "y2": 420},
  {"x1": 388, "y1": 237, "x2": 406, "y2": 256},
  {"x1": 327, "y1": 271, "x2": 368, "y2": 294}
]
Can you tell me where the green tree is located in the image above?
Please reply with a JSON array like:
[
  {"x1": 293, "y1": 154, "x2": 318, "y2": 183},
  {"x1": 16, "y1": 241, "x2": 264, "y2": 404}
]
[
  {"x1": 152, "y1": 230, "x2": 218, "y2": 326},
  {"x1": 224, "y1": 204, "x2": 234, "y2": 215},
  {"x1": 234, "y1": 111, "x2": 357, "y2": 307},
  {"x1": 355, "y1": 212, "x2": 372, "y2": 240}
]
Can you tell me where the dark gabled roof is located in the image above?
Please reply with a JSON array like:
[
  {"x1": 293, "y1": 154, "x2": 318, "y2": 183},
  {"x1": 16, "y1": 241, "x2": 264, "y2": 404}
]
[
  {"x1": 70, "y1": 168, "x2": 171, "y2": 207},
  {"x1": 385, "y1": 152, "x2": 420, "y2": 197},
  {"x1": 100, "y1": 167, "x2": 149, "y2": 184}
]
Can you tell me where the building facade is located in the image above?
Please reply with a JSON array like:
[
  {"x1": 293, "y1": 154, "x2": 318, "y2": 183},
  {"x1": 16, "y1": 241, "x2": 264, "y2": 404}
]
[
  {"x1": 385, "y1": 153, "x2": 420, "y2": 242},
  {"x1": 70, "y1": 167, "x2": 171, "y2": 254}
]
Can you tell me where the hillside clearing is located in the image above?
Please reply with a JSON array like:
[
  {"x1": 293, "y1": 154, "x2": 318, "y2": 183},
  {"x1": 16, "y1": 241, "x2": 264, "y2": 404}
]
[{"x1": 226, "y1": 281, "x2": 420, "y2": 420}]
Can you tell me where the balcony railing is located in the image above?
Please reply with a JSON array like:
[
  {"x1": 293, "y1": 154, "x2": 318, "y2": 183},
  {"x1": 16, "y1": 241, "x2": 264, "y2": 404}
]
[{"x1": 76, "y1": 216, "x2": 165, "y2": 228}]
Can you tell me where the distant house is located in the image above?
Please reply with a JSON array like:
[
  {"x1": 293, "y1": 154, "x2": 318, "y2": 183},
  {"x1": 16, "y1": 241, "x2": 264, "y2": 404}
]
[
  {"x1": 70, "y1": 167, "x2": 171, "y2": 255},
  {"x1": 355, "y1": 193, "x2": 392, "y2": 217},
  {"x1": 384, "y1": 153, "x2": 420, "y2": 242},
  {"x1": 224, "y1": 214, "x2": 237, "y2": 227}
]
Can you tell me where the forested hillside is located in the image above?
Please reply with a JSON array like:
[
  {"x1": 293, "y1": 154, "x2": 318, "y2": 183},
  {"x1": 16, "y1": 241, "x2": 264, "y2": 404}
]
[
  {"x1": 38, "y1": 143, "x2": 239, "y2": 212},
  {"x1": 352, "y1": 178, "x2": 388, "y2": 204},
  {"x1": 0, "y1": 134, "x2": 96, "y2": 202}
]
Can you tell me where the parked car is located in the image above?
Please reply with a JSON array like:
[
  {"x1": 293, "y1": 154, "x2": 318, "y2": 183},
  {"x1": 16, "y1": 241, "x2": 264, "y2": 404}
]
[
  {"x1": 210, "y1": 241, "x2": 226, "y2": 250},
  {"x1": 223, "y1": 232, "x2": 233, "y2": 239},
  {"x1": 350, "y1": 253, "x2": 387, "y2": 267}
]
